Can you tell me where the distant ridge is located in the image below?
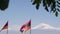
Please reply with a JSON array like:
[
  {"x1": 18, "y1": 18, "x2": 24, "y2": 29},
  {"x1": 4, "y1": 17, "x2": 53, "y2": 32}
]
[{"x1": 32, "y1": 23, "x2": 60, "y2": 31}]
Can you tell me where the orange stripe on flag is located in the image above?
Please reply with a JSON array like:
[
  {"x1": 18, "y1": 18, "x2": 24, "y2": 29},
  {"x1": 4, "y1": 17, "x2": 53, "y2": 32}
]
[
  {"x1": 24, "y1": 26, "x2": 31, "y2": 32},
  {"x1": 0, "y1": 21, "x2": 8, "y2": 32},
  {"x1": 20, "y1": 19, "x2": 31, "y2": 34}
]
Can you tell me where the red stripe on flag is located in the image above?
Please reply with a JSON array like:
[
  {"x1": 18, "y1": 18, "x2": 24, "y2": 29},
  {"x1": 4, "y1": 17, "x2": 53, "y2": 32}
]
[{"x1": 20, "y1": 20, "x2": 31, "y2": 33}]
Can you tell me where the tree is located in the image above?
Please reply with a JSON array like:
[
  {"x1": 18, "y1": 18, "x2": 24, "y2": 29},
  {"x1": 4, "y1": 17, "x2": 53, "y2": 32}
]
[
  {"x1": 0, "y1": 0, "x2": 60, "y2": 17},
  {"x1": 32, "y1": 0, "x2": 60, "y2": 17},
  {"x1": 0, "y1": 0, "x2": 9, "y2": 11}
]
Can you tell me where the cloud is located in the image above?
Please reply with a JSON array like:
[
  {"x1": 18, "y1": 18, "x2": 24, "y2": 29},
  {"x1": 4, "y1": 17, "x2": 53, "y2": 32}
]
[{"x1": 32, "y1": 23, "x2": 60, "y2": 31}]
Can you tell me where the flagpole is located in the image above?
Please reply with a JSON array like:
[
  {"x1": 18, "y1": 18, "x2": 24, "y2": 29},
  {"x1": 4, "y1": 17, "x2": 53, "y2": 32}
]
[
  {"x1": 7, "y1": 21, "x2": 8, "y2": 34},
  {"x1": 7, "y1": 28, "x2": 8, "y2": 34},
  {"x1": 0, "y1": 30, "x2": 2, "y2": 32},
  {"x1": 30, "y1": 19, "x2": 31, "y2": 34},
  {"x1": 30, "y1": 28, "x2": 31, "y2": 34}
]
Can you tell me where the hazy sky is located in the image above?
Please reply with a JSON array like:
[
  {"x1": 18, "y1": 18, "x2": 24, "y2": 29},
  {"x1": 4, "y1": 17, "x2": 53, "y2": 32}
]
[{"x1": 0, "y1": 0, "x2": 60, "y2": 34}]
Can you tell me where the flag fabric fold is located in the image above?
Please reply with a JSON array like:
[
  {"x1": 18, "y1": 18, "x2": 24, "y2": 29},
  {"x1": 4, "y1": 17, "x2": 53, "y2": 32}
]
[
  {"x1": 20, "y1": 20, "x2": 31, "y2": 34},
  {"x1": 0, "y1": 21, "x2": 8, "y2": 32}
]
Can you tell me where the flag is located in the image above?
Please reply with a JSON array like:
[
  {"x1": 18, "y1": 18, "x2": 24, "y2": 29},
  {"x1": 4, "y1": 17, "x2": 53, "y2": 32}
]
[
  {"x1": 0, "y1": 21, "x2": 8, "y2": 32},
  {"x1": 20, "y1": 20, "x2": 31, "y2": 34}
]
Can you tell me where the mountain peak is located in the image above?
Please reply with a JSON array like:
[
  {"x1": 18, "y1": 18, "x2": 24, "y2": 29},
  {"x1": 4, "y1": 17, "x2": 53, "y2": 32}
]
[{"x1": 32, "y1": 23, "x2": 60, "y2": 31}]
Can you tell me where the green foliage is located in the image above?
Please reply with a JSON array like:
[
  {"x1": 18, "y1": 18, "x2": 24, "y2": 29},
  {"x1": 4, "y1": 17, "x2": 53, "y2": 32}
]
[
  {"x1": 32, "y1": 0, "x2": 60, "y2": 17},
  {"x1": 0, "y1": 0, "x2": 60, "y2": 17},
  {"x1": 0, "y1": 0, "x2": 9, "y2": 11},
  {"x1": 32, "y1": 0, "x2": 42, "y2": 10},
  {"x1": 55, "y1": 11, "x2": 58, "y2": 17}
]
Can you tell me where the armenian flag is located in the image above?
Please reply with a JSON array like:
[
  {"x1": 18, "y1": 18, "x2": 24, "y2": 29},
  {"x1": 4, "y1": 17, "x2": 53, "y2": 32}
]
[
  {"x1": 0, "y1": 21, "x2": 8, "y2": 32},
  {"x1": 20, "y1": 20, "x2": 31, "y2": 34}
]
